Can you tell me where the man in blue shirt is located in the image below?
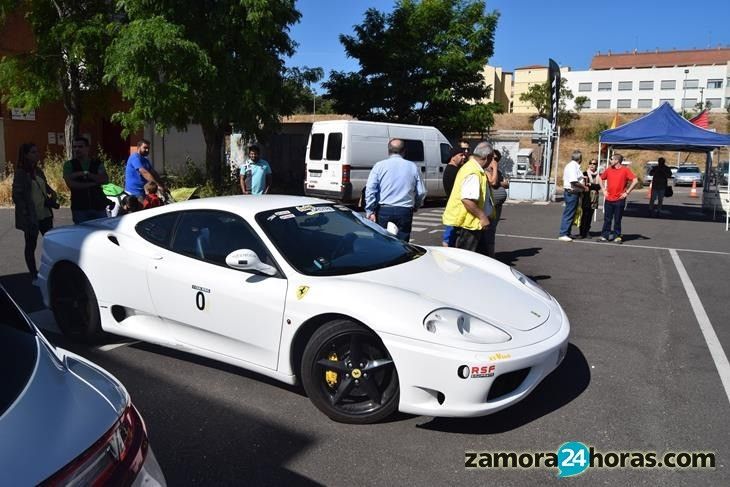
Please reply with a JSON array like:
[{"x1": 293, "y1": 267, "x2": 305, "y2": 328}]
[
  {"x1": 365, "y1": 138, "x2": 427, "y2": 241},
  {"x1": 125, "y1": 139, "x2": 166, "y2": 198},
  {"x1": 239, "y1": 145, "x2": 272, "y2": 195}
]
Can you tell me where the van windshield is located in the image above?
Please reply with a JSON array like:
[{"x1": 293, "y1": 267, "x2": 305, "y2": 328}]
[{"x1": 256, "y1": 204, "x2": 425, "y2": 276}]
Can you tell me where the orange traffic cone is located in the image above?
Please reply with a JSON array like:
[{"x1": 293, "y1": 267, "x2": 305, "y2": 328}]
[
  {"x1": 690, "y1": 181, "x2": 698, "y2": 198},
  {"x1": 646, "y1": 181, "x2": 652, "y2": 199}
]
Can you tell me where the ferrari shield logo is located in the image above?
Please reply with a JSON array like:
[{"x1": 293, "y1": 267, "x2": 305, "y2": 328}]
[{"x1": 296, "y1": 285, "x2": 310, "y2": 300}]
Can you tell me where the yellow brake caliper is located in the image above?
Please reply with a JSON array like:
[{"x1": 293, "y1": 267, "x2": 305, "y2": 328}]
[{"x1": 325, "y1": 352, "x2": 339, "y2": 388}]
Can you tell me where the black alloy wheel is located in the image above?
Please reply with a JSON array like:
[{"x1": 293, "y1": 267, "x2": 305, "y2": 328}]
[
  {"x1": 51, "y1": 264, "x2": 104, "y2": 343},
  {"x1": 301, "y1": 319, "x2": 399, "y2": 424}
]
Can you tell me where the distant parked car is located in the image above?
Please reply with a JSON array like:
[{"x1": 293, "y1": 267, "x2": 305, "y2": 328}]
[
  {"x1": 644, "y1": 161, "x2": 658, "y2": 184},
  {"x1": 0, "y1": 285, "x2": 166, "y2": 486},
  {"x1": 713, "y1": 161, "x2": 729, "y2": 186},
  {"x1": 673, "y1": 166, "x2": 703, "y2": 186}
]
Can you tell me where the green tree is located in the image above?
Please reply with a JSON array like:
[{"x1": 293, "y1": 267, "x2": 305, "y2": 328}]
[
  {"x1": 518, "y1": 77, "x2": 580, "y2": 130},
  {"x1": 283, "y1": 66, "x2": 335, "y2": 116},
  {"x1": 322, "y1": 0, "x2": 500, "y2": 137},
  {"x1": 0, "y1": 1, "x2": 114, "y2": 157},
  {"x1": 104, "y1": 0, "x2": 301, "y2": 185}
]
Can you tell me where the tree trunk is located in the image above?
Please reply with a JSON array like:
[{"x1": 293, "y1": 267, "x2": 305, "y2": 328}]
[
  {"x1": 202, "y1": 123, "x2": 225, "y2": 186},
  {"x1": 64, "y1": 111, "x2": 80, "y2": 159}
]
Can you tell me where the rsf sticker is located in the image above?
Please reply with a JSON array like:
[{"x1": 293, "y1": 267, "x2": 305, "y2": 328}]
[
  {"x1": 557, "y1": 441, "x2": 589, "y2": 477},
  {"x1": 457, "y1": 364, "x2": 495, "y2": 379}
]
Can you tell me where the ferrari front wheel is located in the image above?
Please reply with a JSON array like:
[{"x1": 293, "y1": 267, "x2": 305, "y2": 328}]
[
  {"x1": 51, "y1": 263, "x2": 104, "y2": 343},
  {"x1": 301, "y1": 319, "x2": 399, "y2": 424}
]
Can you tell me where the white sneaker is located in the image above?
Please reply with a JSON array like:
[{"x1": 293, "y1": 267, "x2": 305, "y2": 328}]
[{"x1": 558, "y1": 235, "x2": 573, "y2": 242}]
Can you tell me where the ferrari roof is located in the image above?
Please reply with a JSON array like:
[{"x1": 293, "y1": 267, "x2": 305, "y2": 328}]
[{"x1": 162, "y1": 195, "x2": 333, "y2": 216}]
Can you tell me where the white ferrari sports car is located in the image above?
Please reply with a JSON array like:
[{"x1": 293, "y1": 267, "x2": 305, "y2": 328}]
[{"x1": 39, "y1": 195, "x2": 569, "y2": 424}]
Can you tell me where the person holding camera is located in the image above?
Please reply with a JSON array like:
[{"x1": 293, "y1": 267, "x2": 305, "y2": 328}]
[
  {"x1": 12, "y1": 142, "x2": 58, "y2": 282},
  {"x1": 63, "y1": 136, "x2": 109, "y2": 223}
]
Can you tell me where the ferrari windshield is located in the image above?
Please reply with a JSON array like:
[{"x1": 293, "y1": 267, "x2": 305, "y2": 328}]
[{"x1": 256, "y1": 204, "x2": 425, "y2": 276}]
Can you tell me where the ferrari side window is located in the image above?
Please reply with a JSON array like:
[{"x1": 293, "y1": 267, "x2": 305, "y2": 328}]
[
  {"x1": 135, "y1": 213, "x2": 179, "y2": 248},
  {"x1": 171, "y1": 210, "x2": 273, "y2": 269}
]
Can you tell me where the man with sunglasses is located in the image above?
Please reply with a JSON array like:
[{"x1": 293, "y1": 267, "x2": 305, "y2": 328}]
[{"x1": 599, "y1": 153, "x2": 638, "y2": 244}]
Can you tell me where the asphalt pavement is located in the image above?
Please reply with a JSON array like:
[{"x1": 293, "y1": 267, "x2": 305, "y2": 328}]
[{"x1": 1, "y1": 186, "x2": 729, "y2": 485}]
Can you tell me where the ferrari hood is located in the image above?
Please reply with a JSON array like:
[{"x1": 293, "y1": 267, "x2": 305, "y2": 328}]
[{"x1": 347, "y1": 248, "x2": 551, "y2": 331}]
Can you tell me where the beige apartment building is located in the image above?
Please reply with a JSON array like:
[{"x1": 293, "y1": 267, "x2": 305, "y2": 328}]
[{"x1": 481, "y1": 65, "x2": 513, "y2": 111}]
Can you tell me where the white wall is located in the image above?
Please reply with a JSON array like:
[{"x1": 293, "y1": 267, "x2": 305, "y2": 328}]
[
  {"x1": 144, "y1": 124, "x2": 207, "y2": 175},
  {"x1": 563, "y1": 63, "x2": 730, "y2": 113}
]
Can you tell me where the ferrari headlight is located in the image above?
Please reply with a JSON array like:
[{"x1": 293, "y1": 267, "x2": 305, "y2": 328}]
[
  {"x1": 511, "y1": 267, "x2": 552, "y2": 301},
  {"x1": 423, "y1": 308, "x2": 511, "y2": 344}
]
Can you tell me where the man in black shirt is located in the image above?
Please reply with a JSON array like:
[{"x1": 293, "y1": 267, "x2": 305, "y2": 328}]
[{"x1": 441, "y1": 147, "x2": 467, "y2": 246}]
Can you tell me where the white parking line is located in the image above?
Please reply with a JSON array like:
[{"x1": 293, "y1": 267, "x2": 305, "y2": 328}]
[
  {"x1": 412, "y1": 221, "x2": 441, "y2": 227},
  {"x1": 411, "y1": 226, "x2": 427, "y2": 232},
  {"x1": 497, "y1": 233, "x2": 730, "y2": 256},
  {"x1": 669, "y1": 249, "x2": 730, "y2": 406}
]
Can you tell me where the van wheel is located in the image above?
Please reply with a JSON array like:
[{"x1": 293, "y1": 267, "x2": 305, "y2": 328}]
[
  {"x1": 51, "y1": 264, "x2": 104, "y2": 343},
  {"x1": 301, "y1": 319, "x2": 399, "y2": 424}
]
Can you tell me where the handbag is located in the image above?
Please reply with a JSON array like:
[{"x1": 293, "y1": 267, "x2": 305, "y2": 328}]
[
  {"x1": 35, "y1": 177, "x2": 60, "y2": 209},
  {"x1": 664, "y1": 186, "x2": 673, "y2": 198}
]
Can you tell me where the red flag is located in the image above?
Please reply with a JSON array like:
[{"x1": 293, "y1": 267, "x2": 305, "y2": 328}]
[{"x1": 689, "y1": 110, "x2": 709, "y2": 128}]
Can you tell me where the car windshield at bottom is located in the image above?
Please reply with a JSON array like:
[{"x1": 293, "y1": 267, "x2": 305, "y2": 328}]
[
  {"x1": 256, "y1": 204, "x2": 425, "y2": 276},
  {"x1": 677, "y1": 167, "x2": 700, "y2": 173}
]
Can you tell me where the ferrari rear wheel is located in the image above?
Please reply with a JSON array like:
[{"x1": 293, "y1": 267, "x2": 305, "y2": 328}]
[
  {"x1": 301, "y1": 319, "x2": 399, "y2": 424},
  {"x1": 51, "y1": 264, "x2": 104, "y2": 343}
]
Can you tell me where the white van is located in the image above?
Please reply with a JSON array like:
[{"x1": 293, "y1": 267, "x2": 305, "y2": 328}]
[{"x1": 304, "y1": 120, "x2": 452, "y2": 202}]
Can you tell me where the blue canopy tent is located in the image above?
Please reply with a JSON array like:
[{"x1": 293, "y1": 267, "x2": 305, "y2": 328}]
[
  {"x1": 599, "y1": 102, "x2": 730, "y2": 228},
  {"x1": 600, "y1": 102, "x2": 730, "y2": 152}
]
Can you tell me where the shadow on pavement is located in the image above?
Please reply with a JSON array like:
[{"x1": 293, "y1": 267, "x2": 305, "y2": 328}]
[
  {"x1": 53, "y1": 342, "x2": 323, "y2": 486},
  {"x1": 625, "y1": 202, "x2": 713, "y2": 222},
  {"x1": 0, "y1": 273, "x2": 46, "y2": 313},
  {"x1": 495, "y1": 247, "x2": 541, "y2": 266},
  {"x1": 416, "y1": 343, "x2": 589, "y2": 434}
]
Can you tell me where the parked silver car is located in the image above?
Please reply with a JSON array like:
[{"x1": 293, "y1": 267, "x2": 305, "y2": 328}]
[
  {"x1": 673, "y1": 166, "x2": 703, "y2": 186},
  {"x1": 0, "y1": 285, "x2": 166, "y2": 486}
]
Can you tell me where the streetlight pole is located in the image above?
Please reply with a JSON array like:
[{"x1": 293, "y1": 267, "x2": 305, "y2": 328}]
[
  {"x1": 699, "y1": 87, "x2": 705, "y2": 109},
  {"x1": 682, "y1": 68, "x2": 689, "y2": 112}
]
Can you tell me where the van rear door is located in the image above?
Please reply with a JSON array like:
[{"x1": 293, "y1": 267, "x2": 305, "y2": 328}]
[{"x1": 305, "y1": 128, "x2": 350, "y2": 201}]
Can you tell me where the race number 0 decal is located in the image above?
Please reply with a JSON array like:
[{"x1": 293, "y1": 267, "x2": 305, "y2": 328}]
[{"x1": 192, "y1": 285, "x2": 210, "y2": 311}]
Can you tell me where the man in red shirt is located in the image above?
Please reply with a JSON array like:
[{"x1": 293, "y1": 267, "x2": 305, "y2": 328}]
[{"x1": 599, "y1": 154, "x2": 638, "y2": 244}]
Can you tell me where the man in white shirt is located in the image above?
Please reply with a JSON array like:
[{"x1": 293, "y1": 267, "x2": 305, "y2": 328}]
[{"x1": 558, "y1": 150, "x2": 589, "y2": 241}]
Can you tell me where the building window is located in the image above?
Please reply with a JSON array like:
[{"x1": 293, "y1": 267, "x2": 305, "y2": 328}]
[
  {"x1": 683, "y1": 79, "x2": 698, "y2": 89},
  {"x1": 639, "y1": 81, "x2": 654, "y2": 90},
  {"x1": 659, "y1": 99, "x2": 674, "y2": 107},
  {"x1": 578, "y1": 82, "x2": 592, "y2": 92},
  {"x1": 596, "y1": 99, "x2": 611, "y2": 109},
  {"x1": 617, "y1": 99, "x2": 631, "y2": 109},
  {"x1": 597, "y1": 82, "x2": 612, "y2": 92},
  {"x1": 707, "y1": 79, "x2": 722, "y2": 89},
  {"x1": 637, "y1": 99, "x2": 652, "y2": 109},
  {"x1": 681, "y1": 98, "x2": 697, "y2": 109},
  {"x1": 579, "y1": 98, "x2": 590, "y2": 109},
  {"x1": 705, "y1": 98, "x2": 721, "y2": 109},
  {"x1": 660, "y1": 80, "x2": 676, "y2": 90},
  {"x1": 618, "y1": 81, "x2": 632, "y2": 91}
]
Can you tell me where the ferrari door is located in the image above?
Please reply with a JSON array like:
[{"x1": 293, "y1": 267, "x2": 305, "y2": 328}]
[{"x1": 147, "y1": 210, "x2": 287, "y2": 370}]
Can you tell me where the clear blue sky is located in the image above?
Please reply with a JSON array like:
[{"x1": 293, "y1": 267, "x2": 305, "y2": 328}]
[{"x1": 287, "y1": 0, "x2": 730, "y2": 92}]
